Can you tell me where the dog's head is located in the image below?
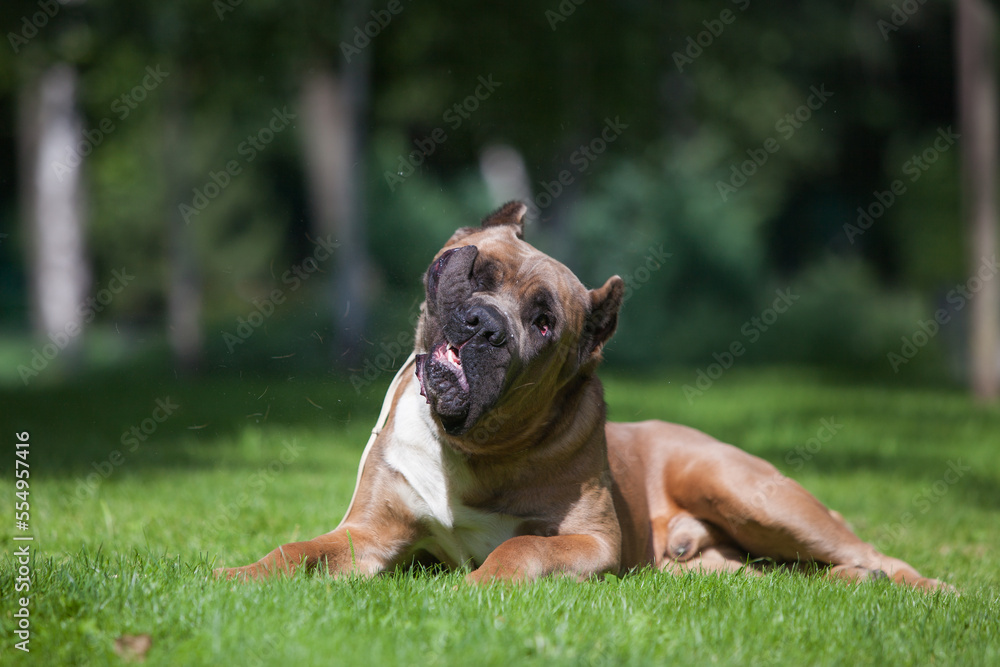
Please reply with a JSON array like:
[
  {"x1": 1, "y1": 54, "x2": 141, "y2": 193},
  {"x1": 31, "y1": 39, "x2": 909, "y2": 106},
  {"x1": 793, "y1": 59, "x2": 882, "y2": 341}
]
[{"x1": 414, "y1": 201, "x2": 624, "y2": 446}]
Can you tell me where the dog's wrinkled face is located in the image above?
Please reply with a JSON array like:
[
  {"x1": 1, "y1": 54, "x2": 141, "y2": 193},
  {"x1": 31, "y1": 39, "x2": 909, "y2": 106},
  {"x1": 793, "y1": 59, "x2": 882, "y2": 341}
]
[{"x1": 415, "y1": 202, "x2": 624, "y2": 444}]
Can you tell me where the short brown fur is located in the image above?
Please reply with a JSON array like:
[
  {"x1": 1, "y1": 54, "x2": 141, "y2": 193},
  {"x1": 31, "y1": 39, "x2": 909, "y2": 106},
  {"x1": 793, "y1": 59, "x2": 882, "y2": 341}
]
[{"x1": 217, "y1": 203, "x2": 950, "y2": 592}]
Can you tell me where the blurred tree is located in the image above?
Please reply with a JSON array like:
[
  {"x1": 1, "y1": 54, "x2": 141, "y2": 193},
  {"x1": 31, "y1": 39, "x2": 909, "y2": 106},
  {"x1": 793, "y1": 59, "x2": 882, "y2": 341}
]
[
  {"x1": 299, "y1": 0, "x2": 373, "y2": 364},
  {"x1": 21, "y1": 63, "x2": 88, "y2": 359},
  {"x1": 163, "y1": 84, "x2": 202, "y2": 371},
  {"x1": 0, "y1": 0, "x2": 983, "y2": 382},
  {"x1": 158, "y1": 7, "x2": 201, "y2": 371},
  {"x1": 958, "y1": 0, "x2": 1000, "y2": 400}
]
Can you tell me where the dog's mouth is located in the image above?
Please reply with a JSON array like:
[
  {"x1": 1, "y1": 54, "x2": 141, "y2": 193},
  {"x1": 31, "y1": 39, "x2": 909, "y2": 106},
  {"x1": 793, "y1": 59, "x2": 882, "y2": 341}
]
[
  {"x1": 415, "y1": 340, "x2": 471, "y2": 431},
  {"x1": 428, "y1": 340, "x2": 470, "y2": 391}
]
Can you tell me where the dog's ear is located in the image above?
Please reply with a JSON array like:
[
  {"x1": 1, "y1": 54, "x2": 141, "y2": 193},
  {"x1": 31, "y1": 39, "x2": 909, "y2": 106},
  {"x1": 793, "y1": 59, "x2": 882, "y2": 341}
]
[
  {"x1": 445, "y1": 226, "x2": 479, "y2": 245},
  {"x1": 480, "y1": 201, "x2": 527, "y2": 239},
  {"x1": 445, "y1": 201, "x2": 527, "y2": 245},
  {"x1": 581, "y1": 275, "x2": 625, "y2": 362}
]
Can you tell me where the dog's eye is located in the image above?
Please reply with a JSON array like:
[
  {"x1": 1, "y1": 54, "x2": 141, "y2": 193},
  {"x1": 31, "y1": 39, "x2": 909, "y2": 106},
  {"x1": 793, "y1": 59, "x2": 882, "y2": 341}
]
[{"x1": 533, "y1": 314, "x2": 552, "y2": 337}]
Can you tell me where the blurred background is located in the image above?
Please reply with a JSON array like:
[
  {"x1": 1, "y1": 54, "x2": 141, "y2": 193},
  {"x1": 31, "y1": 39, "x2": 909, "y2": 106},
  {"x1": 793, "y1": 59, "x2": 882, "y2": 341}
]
[{"x1": 1, "y1": 0, "x2": 998, "y2": 399}]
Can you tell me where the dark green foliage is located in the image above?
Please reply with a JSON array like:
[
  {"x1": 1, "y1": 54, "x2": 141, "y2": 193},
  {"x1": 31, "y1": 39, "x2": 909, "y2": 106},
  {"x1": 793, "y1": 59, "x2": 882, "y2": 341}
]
[{"x1": 0, "y1": 0, "x2": 970, "y2": 378}]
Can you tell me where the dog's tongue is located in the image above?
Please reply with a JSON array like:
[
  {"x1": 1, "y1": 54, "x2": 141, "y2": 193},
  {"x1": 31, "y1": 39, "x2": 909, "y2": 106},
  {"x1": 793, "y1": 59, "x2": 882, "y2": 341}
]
[{"x1": 433, "y1": 342, "x2": 468, "y2": 390}]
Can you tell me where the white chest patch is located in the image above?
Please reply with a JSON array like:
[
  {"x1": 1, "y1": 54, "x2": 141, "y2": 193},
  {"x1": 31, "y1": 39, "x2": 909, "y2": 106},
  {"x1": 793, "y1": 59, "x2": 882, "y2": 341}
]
[{"x1": 383, "y1": 382, "x2": 521, "y2": 567}]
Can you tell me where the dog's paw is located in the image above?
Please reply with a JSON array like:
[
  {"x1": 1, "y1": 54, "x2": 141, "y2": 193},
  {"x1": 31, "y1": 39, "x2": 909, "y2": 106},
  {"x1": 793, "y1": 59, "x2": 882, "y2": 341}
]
[
  {"x1": 465, "y1": 568, "x2": 499, "y2": 585},
  {"x1": 465, "y1": 565, "x2": 527, "y2": 585},
  {"x1": 913, "y1": 576, "x2": 959, "y2": 594}
]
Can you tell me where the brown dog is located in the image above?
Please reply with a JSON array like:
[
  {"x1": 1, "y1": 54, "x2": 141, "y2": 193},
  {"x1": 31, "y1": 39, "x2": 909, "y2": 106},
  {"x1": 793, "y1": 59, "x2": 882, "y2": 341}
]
[{"x1": 217, "y1": 201, "x2": 948, "y2": 590}]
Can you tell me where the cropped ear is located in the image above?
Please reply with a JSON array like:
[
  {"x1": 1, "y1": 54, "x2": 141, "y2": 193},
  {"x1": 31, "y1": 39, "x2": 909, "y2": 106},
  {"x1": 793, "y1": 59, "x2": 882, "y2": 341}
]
[
  {"x1": 445, "y1": 226, "x2": 479, "y2": 246},
  {"x1": 580, "y1": 275, "x2": 625, "y2": 362},
  {"x1": 480, "y1": 201, "x2": 527, "y2": 239},
  {"x1": 445, "y1": 201, "x2": 528, "y2": 245}
]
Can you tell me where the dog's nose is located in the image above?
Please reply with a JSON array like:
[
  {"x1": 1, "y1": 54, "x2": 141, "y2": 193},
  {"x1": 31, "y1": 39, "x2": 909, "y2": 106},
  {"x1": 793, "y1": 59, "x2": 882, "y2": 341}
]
[{"x1": 465, "y1": 305, "x2": 507, "y2": 347}]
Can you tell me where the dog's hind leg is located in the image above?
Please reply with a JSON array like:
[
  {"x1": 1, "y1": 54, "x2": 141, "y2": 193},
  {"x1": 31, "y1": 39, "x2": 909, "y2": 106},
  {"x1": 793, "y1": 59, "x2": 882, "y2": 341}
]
[{"x1": 665, "y1": 440, "x2": 952, "y2": 591}]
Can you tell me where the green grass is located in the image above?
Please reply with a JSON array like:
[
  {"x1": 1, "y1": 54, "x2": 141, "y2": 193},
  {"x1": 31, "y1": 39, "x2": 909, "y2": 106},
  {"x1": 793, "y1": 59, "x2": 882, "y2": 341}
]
[{"x1": 1, "y1": 366, "x2": 998, "y2": 665}]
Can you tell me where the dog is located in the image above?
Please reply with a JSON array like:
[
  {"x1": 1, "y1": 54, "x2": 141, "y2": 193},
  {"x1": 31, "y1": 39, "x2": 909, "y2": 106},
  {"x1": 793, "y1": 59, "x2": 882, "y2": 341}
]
[{"x1": 217, "y1": 201, "x2": 948, "y2": 590}]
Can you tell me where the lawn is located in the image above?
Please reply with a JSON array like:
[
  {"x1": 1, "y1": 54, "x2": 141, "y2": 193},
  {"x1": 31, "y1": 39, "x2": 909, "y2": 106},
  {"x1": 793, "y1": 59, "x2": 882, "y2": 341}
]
[{"x1": 1, "y1": 365, "x2": 998, "y2": 665}]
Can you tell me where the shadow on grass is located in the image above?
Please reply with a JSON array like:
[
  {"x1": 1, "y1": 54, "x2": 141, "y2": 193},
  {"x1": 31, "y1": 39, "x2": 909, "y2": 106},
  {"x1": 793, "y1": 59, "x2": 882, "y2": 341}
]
[
  {"x1": 1, "y1": 359, "x2": 390, "y2": 476},
  {"x1": 5, "y1": 359, "x2": 999, "y2": 517}
]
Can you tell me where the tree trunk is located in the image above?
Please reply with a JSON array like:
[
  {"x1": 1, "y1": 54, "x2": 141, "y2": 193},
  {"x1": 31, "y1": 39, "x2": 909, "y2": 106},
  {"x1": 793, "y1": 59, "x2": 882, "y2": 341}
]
[
  {"x1": 957, "y1": 0, "x2": 1000, "y2": 400},
  {"x1": 480, "y1": 144, "x2": 533, "y2": 210},
  {"x1": 299, "y1": 51, "x2": 371, "y2": 364},
  {"x1": 21, "y1": 64, "x2": 89, "y2": 360},
  {"x1": 163, "y1": 83, "x2": 203, "y2": 371}
]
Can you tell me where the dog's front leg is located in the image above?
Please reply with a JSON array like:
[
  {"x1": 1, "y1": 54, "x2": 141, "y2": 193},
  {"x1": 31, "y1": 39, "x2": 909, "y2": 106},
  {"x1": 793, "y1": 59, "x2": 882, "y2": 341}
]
[
  {"x1": 466, "y1": 534, "x2": 620, "y2": 583},
  {"x1": 215, "y1": 524, "x2": 408, "y2": 581}
]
